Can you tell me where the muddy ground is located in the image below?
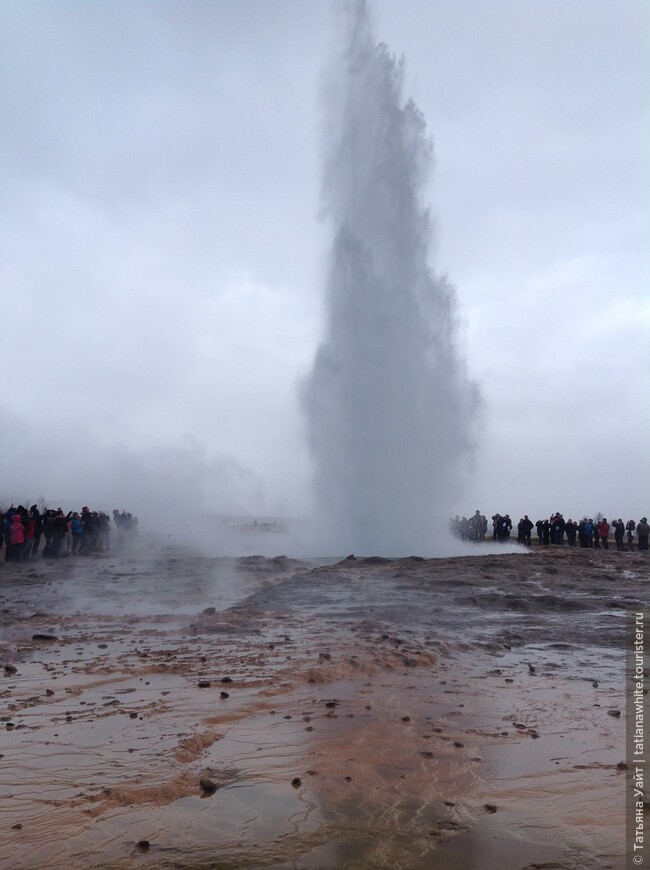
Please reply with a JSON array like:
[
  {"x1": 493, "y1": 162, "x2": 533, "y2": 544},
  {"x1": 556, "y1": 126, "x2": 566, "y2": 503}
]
[{"x1": 0, "y1": 543, "x2": 647, "y2": 869}]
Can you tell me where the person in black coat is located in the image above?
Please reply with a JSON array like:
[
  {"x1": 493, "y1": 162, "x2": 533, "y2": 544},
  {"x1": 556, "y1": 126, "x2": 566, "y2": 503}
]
[{"x1": 612, "y1": 519, "x2": 625, "y2": 551}]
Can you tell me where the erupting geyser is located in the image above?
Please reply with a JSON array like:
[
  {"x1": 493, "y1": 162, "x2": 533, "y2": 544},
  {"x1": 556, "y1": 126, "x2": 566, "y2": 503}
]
[{"x1": 304, "y1": 0, "x2": 478, "y2": 556}]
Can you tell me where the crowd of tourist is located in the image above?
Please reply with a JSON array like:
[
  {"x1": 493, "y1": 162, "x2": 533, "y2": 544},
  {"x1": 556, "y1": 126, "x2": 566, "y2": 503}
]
[
  {"x1": 451, "y1": 511, "x2": 649, "y2": 551},
  {"x1": 1, "y1": 504, "x2": 138, "y2": 562}
]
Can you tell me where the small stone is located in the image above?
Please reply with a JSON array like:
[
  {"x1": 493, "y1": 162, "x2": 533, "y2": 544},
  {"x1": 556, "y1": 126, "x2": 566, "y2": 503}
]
[
  {"x1": 32, "y1": 634, "x2": 57, "y2": 642},
  {"x1": 420, "y1": 751, "x2": 434, "y2": 759},
  {"x1": 484, "y1": 804, "x2": 498, "y2": 814},
  {"x1": 202, "y1": 607, "x2": 216, "y2": 615},
  {"x1": 198, "y1": 680, "x2": 211, "y2": 688},
  {"x1": 221, "y1": 676, "x2": 232, "y2": 683},
  {"x1": 453, "y1": 741, "x2": 464, "y2": 748},
  {"x1": 592, "y1": 681, "x2": 599, "y2": 688},
  {"x1": 401, "y1": 716, "x2": 411, "y2": 722},
  {"x1": 291, "y1": 777, "x2": 302, "y2": 788},
  {"x1": 616, "y1": 762, "x2": 628, "y2": 770},
  {"x1": 98, "y1": 644, "x2": 108, "y2": 649},
  {"x1": 4, "y1": 665, "x2": 17, "y2": 674},
  {"x1": 443, "y1": 801, "x2": 455, "y2": 807},
  {"x1": 325, "y1": 700, "x2": 337, "y2": 709},
  {"x1": 220, "y1": 691, "x2": 229, "y2": 699},
  {"x1": 319, "y1": 653, "x2": 332, "y2": 661},
  {"x1": 11, "y1": 823, "x2": 22, "y2": 830},
  {"x1": 200, "y1": 778, "x2": 217, "y2": 794},
  {"x1": 504, "y1": 678, "x2": 513, "y2": 683},
  {"x1": 129, "y1": 712, "x2": 138, "y2": 719},
  {"x1": 607, "y1": 709, "x2": 621, "y2": 718},
  {"x1": 136, "y1": 840, "x2": 150, "y2": 850}
]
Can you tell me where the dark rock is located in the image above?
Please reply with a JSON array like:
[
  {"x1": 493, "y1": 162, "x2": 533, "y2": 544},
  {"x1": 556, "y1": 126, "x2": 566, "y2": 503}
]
[
  {"x1": 592, "y1": 681, "x2": 599, "y2": 688},
  {"x1": 607, "y1": 709, "x2": 621, "y2": 718},
  {"x1": 202, "y1": 607, "x2": 216, "y2": 615},
  {"x1": 136, "y1": 840, "x2": 150, "y2": 850},
  {"x1": 98, "y1": 644, "x2": 108, "y2": 649},
  {"x1": 221, "y1": 676, "x2": 233, "y2": 683},
  {"x1": 32, "y1": 634, "x2": 57, "y2": 641},
  {"x1": 199, "y1": 778, "x2": 217, "y2": 794},
  {"x1": 319, "y1": 653, "x2": 332, "y2": 661},
  {"x1": 439, "y1": 819, "x2": 463, "y2": 831},
  {"x1": 129, "y1": 712, "x2": 138, "y2": 719},
  {"x1": 484, "y1": 804, "x2": 498, "y2": 814},
  {"x1": 11, "y1": 823, "x2": 22, "y2": 830},
  {"x1": 291, "y1": 777, "x2": 302, "y2": 788},
  {"x1": 198, "y1": 680, "x2": 211, "y2": 688},
  {"x1": 617, "y1": 762, "x2": 628, "y2": 770},
  {"x1": 220, "y1": 691, "x2": 229, "y2": 699},
  {"x1": 453, "y1": 741, "x2": 464, "y2": 748},
  {"x1": 325, "y1": 700, "x2": 338, "y2": 709},
  {"x1": 401, "y1": 716, "x2": 411, "y2": 722},
  {"x1": 3, "y1": 665, "x2": 17, "y2": 675}
]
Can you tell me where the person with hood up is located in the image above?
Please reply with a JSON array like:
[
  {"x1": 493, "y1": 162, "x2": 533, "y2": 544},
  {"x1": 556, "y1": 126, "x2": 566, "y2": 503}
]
[{"x1": 626, "y1": 519, "x2": 637, "y2": 549}]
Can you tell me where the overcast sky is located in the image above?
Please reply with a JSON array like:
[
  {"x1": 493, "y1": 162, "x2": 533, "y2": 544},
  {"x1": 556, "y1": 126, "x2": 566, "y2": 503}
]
[{"x1": 1, "y1": 0, "x2": 648, "y2": 530}]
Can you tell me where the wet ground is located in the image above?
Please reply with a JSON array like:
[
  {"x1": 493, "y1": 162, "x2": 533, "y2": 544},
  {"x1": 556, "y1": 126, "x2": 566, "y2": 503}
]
[{"x1": 0, "y1": 544, "x2": 647, "y2": 869}]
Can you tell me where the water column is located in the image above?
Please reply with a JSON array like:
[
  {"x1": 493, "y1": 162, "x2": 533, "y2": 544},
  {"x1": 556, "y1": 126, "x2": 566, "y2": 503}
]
[{"x1": 304, "y1": 0, "x2": 477, "y2": 556}]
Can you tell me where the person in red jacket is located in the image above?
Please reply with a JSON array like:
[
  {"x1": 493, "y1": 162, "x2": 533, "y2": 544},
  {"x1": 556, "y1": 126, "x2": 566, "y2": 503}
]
[
  {"x1": 6, "y1": 514, "x2": 26, "y2": 562},
  {"x1": 597, "y1": 518, "x2": 610, "y2": 550}
]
